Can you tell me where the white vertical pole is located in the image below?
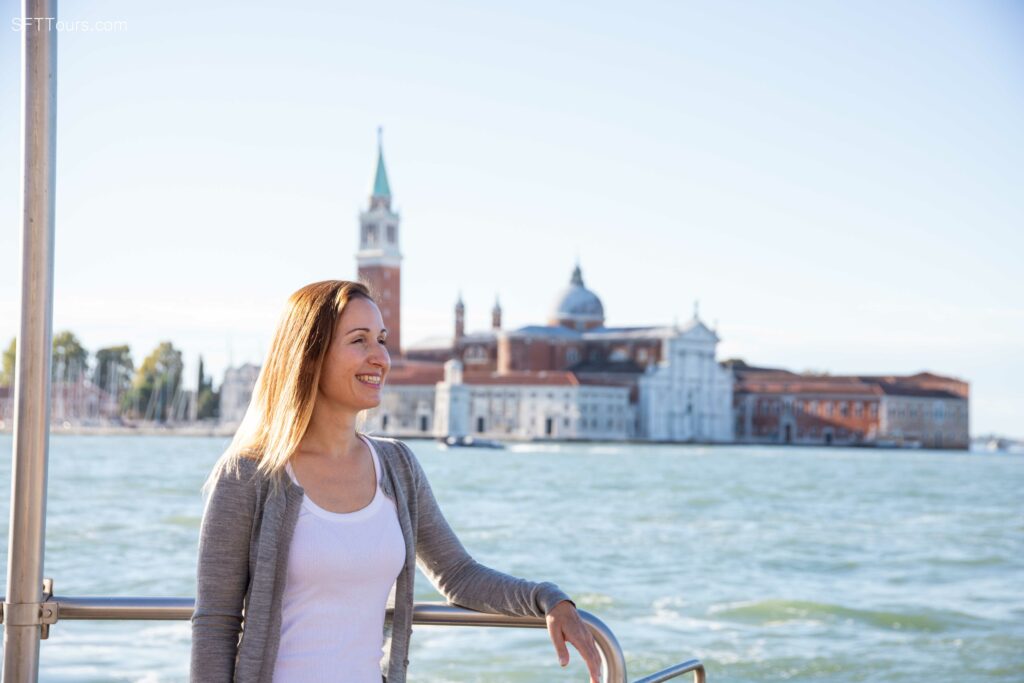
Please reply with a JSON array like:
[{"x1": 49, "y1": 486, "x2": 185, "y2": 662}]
[{"x1": 3, "y1": 1, "x2": 58, "y2": 681}]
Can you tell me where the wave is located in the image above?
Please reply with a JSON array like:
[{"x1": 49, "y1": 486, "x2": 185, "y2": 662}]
[{"x1": 708, "y1": 599, "x2": 981, "y2": 632}]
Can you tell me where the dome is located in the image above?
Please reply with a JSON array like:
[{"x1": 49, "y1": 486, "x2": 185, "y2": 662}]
[{"x1": 550, "y1": 265, "x2": 604, "y2": 329}]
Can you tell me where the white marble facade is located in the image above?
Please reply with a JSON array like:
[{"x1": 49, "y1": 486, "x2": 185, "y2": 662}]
[{"x1": 636, "y1": 319, "x2": 734, "y2": 442}]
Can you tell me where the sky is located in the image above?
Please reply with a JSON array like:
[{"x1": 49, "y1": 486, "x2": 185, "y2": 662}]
[{"x1": 1, "y1": 1, "x2": 1022, "y2": 436}]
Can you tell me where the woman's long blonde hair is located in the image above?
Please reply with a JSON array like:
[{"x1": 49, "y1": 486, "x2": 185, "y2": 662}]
[{"x1": 209, "y1": 280, "x2": 374, "y2": 487}]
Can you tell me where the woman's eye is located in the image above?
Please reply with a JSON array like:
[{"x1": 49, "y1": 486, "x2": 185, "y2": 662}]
[
  {"x1": 352, "y1": 337, "x2": 366, "y2": 344},
  {"x1": 378, "y1": 339, "x2": 388, "y2": 347}
]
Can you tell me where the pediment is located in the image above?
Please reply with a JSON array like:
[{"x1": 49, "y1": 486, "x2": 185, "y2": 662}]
[{"x1": 679, "y1": 319, "x2": 718, "y2": 343}]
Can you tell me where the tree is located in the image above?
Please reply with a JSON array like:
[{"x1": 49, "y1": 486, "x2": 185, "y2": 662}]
[
  {"x1": 2, "y1": 334, "x2": 93, "y2": 388},
  {"x1": 195, "y1": 355, "x2": 219, "y2": 420},
  {"x1": 93, "y1": 345, "x2": 134, "y2": 398},
  {"x1": 125, "y1": 342, "x2": 183, "y2": 422},
  {"x1": 197, "y1": 385, "x2": 220, "y2": 420},
  {"x1": 52, "y1": 330, "x2": 88, "y2": 383},
  {"x1": 1, "y1": 338, "x2": 14, "y2": 387}
]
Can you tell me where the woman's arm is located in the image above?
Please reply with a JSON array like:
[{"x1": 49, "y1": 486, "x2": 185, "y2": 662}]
[
  {"x1": 190, "y1": 459, "x2": 257, "y2": 683},
  {"x1": 406, "y1": 443, "x2": 568, "y2": 616},
  {"x1": 403, "y1": 443, "x2": 602, "y2": 681}
]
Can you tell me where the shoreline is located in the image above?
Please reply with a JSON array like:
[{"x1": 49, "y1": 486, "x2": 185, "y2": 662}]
[{"x1": 0, "y1": 425, "x2": 1014, "y2": 452}]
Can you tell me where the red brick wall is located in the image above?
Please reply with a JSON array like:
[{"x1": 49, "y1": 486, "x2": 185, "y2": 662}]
[{"x1": 738, "y1": 393, "x2": 881, "y2": 444}]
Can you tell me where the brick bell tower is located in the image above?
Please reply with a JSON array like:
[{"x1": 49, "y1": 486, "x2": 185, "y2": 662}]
[{"x1": 357, "y1": 128, "x2": 403, "y2": 357}]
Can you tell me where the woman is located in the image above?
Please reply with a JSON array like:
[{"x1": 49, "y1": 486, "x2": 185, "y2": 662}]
[{"x1": 191, "y1": 280, "x2": 601, "y2": 683}]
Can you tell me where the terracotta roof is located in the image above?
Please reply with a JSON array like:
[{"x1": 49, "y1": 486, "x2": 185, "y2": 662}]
[
  {"x1": 384, "y1": 363, "x2": 583, "y2": 388},
  {"x1": 736, "y1": 380, "x2": 881, "y2": 396},
  {"x1": 735, "y1": 371, "x2": 968, "y2": 400},
  {"x1": 385, "y1": 363, "x2": 445, "y2": 385},
  {"x1": 729, "y1": 360, "x2": 967, "y2": 389},
  {"x1": 875, "y1": 384, "x2": 963, "y2": 399},
  {"x1": 463, "y1": 370, "x2": 579, "y2": 386}
]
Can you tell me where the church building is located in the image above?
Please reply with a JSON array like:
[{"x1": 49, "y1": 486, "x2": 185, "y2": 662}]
[
  {"x1": 351, "y1": 135, "x2": 733, "y2": 442},
  {"x1": 349, "y1": 133, "x2": 734, "y2": 442}
]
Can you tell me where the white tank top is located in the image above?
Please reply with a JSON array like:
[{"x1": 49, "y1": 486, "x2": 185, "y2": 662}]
[{"x1": 272, "y1": 434, "x2": 406, "y2": 683}]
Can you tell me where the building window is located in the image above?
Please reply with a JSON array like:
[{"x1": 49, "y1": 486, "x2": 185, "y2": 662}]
[
  {"x1": 870, "y1": 404, "x2": 878, "y2": 418},
  {"x1": 387, "y1": 224, "x2": 396, "y2": 242},
  {"x1": 476, "y1": 416, "x2": 485, "y2": 433},
  {"x1": 854, "y1": 402, "x2": 863, "y2": 417},
  {"x1": 567, "y1": 348, "x2": 579, "y2": 365},
  {"x1": 419, "y1": 415, "x2": 429, "y2": 432},
  {"x1": 382, "y1": 415, "x2": 389, "y2": 431},
  {"x1": 826, "y1": 403, "x2": 834, "y2": 416},
  {"x1": 840, "y1": 402, "x2": 849, "y2": 417}
]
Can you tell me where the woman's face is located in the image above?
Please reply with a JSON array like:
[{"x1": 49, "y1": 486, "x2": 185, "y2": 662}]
[{"x1": 318, "y1": 297, "x2": 390, "y2": 413}]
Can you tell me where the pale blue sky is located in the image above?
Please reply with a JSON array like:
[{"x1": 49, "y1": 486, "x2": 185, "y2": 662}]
[{"x1": 1, "y1": 1, "x2": 1022, "y2": 436}]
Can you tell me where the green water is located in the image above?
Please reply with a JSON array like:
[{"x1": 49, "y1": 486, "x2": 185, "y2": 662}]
[{"x1": 0, "y1": 436, "x2": 1021, "y2": 682}]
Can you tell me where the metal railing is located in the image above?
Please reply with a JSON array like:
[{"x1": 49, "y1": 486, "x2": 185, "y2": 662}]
[
  {"x1": 5, "y1": 0, "x2": 58, "y2": 680},
  {"x1": 0, "y1": 592, "x2": 704, "y2": 682}
]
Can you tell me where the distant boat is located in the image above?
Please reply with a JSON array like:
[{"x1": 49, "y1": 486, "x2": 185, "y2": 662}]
[
  {"x1": 982, "y1": 437, "x2": 1024, "y2": 454},
  {"x1": 439, "y1": 435, "x2": 506, "y2": 450},
  {"x1": 873, "y1": 438, "x2": 922, "y2": 449}
]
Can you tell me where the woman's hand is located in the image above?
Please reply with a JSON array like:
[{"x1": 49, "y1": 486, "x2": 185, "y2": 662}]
[{"x1": 546, "y1": 600, "x2": 602, "y2": 682}]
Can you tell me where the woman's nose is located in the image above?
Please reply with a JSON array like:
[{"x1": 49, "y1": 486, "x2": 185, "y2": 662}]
[{"x1": 369, "y1": 343, "x2": 390, "y2": 368}]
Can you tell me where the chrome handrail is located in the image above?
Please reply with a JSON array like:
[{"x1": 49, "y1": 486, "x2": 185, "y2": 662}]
[
  {"x1": 411, "y1": 603, "x2": 626, "y2": 682},
  {"x1": 633, "y1": 659, "x2": 706, "y2": 683},
  {"x1": 0, "y1": 595, "x2": 704, "y2": 682}
]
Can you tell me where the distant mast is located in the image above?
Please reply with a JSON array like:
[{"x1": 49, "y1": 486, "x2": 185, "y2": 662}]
[{"x1": 357, "y1": 127, "x2": 403, "y2": 357}]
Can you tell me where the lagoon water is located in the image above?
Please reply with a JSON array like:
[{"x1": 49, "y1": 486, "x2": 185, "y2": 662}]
[{"x1": 0, "y1": 435, "x2": 1021, "y2": 682}]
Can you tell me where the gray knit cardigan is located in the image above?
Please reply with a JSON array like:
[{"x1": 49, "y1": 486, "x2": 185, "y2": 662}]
[{"x1": 190, "y1": 436, "x2": 571, "y2": 683}]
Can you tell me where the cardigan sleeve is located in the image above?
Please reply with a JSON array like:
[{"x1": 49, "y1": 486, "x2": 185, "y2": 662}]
[
  {"x1": 402, "y1": 442, "x2": 572, "y2": 618},
  {"x1": 191, "y1": 458, "x2": 257, "y2": 683}
]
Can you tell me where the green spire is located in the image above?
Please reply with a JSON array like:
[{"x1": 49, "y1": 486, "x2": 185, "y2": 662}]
[{"x1": 372, "y1": 126, "x2": 392, "y2": 199}]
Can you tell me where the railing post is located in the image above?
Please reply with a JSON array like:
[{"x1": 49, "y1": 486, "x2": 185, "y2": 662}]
[{"x1": 3, "y1": 1, "x2": 58, "y2": 681}]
